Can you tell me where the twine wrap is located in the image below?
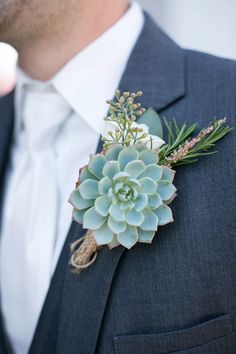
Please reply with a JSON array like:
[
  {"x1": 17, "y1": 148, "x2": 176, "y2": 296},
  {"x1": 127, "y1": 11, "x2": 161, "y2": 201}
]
[{"x1": 70, "y1": 230, "x2": 101, "y2": 273}]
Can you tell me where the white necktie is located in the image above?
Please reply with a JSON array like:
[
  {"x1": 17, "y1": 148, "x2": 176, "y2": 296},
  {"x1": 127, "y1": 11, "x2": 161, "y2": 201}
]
[{"x1": 0, "y1": 85, "x2": 72, "y2": 354}]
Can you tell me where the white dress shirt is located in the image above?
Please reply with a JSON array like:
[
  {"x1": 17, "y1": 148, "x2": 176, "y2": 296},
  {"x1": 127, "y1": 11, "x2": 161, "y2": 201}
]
[{"x1": 0, "y1": 2, "x2": 144, "y2": 354}]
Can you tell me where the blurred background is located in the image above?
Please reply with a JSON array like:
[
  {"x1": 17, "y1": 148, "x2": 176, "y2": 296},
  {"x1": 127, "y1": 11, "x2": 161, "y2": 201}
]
[{"x1": 0, "y1": 0, "x2": 236, "y2": 96}]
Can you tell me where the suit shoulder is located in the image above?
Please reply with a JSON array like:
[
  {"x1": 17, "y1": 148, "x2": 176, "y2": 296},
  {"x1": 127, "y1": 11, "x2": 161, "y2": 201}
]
[
  {"x1": 185, "y1": 49, "x2": 236, "y2": 87},
  {"x1": 186, "y1": 48, "x2": 236, "y2": 66}
]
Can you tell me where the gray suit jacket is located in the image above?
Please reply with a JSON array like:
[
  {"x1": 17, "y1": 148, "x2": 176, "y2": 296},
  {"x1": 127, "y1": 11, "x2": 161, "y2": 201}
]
[{"x1": 0, "y1": 13, "x2": 235, "y2": 354}]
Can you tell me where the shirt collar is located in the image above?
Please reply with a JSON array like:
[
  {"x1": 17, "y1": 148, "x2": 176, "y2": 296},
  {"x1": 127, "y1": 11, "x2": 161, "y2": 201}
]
[{"x1": 15, "y1": 1, "x2": 144, "y2": 135}]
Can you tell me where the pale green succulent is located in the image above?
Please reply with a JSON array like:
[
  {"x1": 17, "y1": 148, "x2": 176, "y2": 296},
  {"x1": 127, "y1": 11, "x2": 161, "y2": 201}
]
[{"x1": 69, "y1": 144, "x2": 176, "y2": 249}]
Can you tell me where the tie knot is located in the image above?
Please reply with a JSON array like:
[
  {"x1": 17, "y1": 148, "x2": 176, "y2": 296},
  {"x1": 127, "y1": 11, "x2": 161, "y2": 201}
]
[{"x1": 21, "y1": 84, "x2": 72, "y2": 150}]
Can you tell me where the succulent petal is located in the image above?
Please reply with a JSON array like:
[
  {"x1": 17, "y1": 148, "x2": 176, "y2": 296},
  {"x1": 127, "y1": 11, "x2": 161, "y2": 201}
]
[
  {"x1": 148, "y1": 194, "x2": 163, "y2": 210},
  {"x1": 125, "y1": 209, "x2": 144, "y2": 226},
  {"x1": 139, "y1": 149, "x2": 159, "y2": 165},
  {"x1": 127, "y1": 178, "x2": 141, "y2": 189},
  {"x1": 73, "y1": 208, "x2": 88, "y2": 224},
  {"x1": 114, "y1": 182, "x2": 124, "y2": 194},
  {"x1": 161, "y1": 166, "x2": 176, "y2": 183},
  {"x1": 108, "y1": 234, "x2": 120, "y2": 249},
  {"x1": 80, "y1": 166, "x2": 98, "y2": 183},
  {"x1": 117, "y1": 225, "x2": 138, "y2": 249},
  {"x1": 131, "y1": 187, "x2": 139, "y2": 200},
  {"x1": 140, "y1": 208, "x2": 159, "y2": 231},
  {"x1": 139, "y1": 164, "x2": 162, "y2": 181},
  {"x1": 164, "y1": 193, "x2": 177, "y2": 206},
  {"x1": 83, "y1": 206, "x2": 106, "y2": 230},
  {"x1": 137, "y1": 228, "x2": 156, "y2": 243},
  {"x1": 102, "y1": 161, "x2": 120, "y2": 179},
  {"x1": 79, "y1": 179, "x2": 99, "y2": 200},
  {"x1": 93, "y1": 224, "x2": 114, "y2": 245},
  {"x1": 139, "y1": 177, "x2": 157, "y2": 195},
  {"x1": 105, "y1": 144, "x2": 123, "y2": 161},
  {"x1": 157, "y1": 180, "x2": 177, "y2": 201},
  {"x1": 94, "y1": 195, "x2": 111, "y2": 217},
  {"x1": 98, "y1": 176, "x2": 112, "y2": 194},
  {"x1": 120, "y1": 200, "x2": 135, "y2": 210},
  {"x1": 68, "y1": 189, "x2": 94, "y2": 210},
  {"x1": 113, "y1": 171, "x2": 130, "y2": 182},
  {"x1": 118, "y1": 147, "x2": 139, "y2": 170},
  {"x1": 124, "y1": 160, "x2": 146, "y2": 178},
  {"x1": 154, "y1": 205, "x2": 174, "y2": 225},
  {"x1": 109, "y1": 203, "x2": 125, "y2": 222},
  {"x1": 108, "y1": 215, "x2": 126, "y2": 234},
  {"x1": 88, "y1": 155, "x2": 107, "y2": 179},
  {"x1": 135, "y1": 193, "x2": 148, "y2": 211}
]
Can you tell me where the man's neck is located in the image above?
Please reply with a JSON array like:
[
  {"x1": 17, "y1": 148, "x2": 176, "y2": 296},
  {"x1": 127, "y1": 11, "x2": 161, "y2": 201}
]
[{"x1": 17, "y1": 1, "x2": 129, "y2": 81}]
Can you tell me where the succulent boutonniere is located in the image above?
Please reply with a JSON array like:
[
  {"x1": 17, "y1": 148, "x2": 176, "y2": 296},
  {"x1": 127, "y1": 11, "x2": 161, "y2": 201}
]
[{"x1": 69, "y1": 90, "x2": 231, "y2": 273}]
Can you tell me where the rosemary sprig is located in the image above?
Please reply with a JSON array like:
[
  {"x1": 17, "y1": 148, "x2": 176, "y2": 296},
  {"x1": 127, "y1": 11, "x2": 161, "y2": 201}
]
[
  {"x1": 159, "y1": 118, "x2": 232, "y2": 166},
  {"x1": 158, "y1": 118, "x2": 198, "y2": 162}
]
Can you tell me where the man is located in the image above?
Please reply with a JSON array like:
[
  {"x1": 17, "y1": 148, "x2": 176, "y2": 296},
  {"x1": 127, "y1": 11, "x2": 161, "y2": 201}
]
[{"x1": 0, "y1": 0, "x2": 235, "y2": 353}]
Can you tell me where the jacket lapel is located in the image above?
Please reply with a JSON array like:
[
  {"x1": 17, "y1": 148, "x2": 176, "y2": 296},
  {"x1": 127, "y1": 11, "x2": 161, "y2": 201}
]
[
  {"x1": 118, "y1": 13, "x2": 185, "y2": 111},
  {"x1": 0, "y1": 92, "x2": 14, "y2": 213},
  {"x1": 57, "y1": 229, "x2": 125, "y2": 354},
  {"x1": 0, "y1": 91, "x2": 15, "y2": 354},
  {"x1": 56, "y1": 13, "x2": 186, "y2": 354}
]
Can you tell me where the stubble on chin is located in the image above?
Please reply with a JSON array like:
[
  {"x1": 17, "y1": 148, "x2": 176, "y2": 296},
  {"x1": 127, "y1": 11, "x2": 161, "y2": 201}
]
[{"x1": 0, "y1": 0, "x2": 25, "y2": 42}]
